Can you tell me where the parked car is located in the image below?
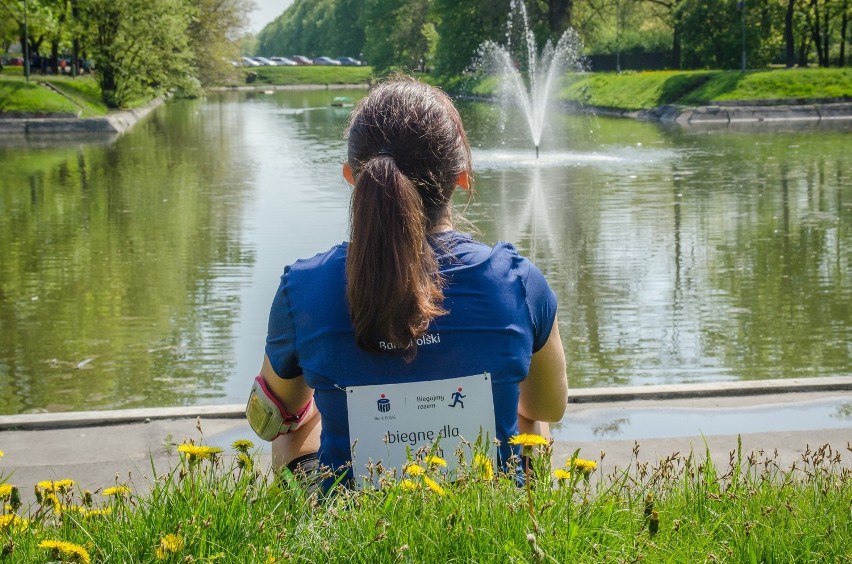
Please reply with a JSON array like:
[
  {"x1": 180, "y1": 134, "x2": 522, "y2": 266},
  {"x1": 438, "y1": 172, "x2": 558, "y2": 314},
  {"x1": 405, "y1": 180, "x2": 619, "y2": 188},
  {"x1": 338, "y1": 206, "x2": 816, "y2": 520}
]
[
  {"x1": 253, "y1": 57, "x2": 277, "y2": 66},
  {"x1": 270, "y1": 57, "x2": 297, "y2": 66},
  {"x1": 291, "y1": 55, "x2": 313, "y2": 65},
  {"x1": 313, "y1": 56, "x2": 342, "y2": 66},
  {"x1": 241, "y1": 56, "x2": 261, "y2": 67},
  {"x1": 337, "y1": 57, "x2": 362, "y2": 66}
]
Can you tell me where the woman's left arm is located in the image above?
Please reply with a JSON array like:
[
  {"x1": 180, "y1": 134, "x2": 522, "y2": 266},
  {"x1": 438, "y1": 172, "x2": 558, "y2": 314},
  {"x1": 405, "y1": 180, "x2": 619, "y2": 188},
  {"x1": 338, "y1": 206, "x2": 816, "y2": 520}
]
[{"x1": 259, "y1": 355, "x2": 322, "y2": 470}]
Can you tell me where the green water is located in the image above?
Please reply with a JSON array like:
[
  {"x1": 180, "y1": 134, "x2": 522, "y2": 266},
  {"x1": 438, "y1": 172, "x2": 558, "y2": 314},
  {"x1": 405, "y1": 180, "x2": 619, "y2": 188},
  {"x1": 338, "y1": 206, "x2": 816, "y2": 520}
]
[{"x1": 0, "y1": 90, "x2": 849, "y2": 414}]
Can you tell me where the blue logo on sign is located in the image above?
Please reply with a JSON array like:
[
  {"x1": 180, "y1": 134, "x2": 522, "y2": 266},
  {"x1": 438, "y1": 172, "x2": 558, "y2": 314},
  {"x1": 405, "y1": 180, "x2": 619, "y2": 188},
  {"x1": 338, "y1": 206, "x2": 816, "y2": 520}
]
[{"x1": 377, "y1": 394, "x2": 391, "y2": 413}]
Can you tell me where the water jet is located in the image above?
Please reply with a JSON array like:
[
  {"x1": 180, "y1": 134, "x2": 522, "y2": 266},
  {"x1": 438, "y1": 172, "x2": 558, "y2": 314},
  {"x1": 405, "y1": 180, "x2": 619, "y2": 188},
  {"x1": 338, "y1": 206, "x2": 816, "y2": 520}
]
[{"x1": 480, "y1": 0, "x2": 585, "y2": 158}]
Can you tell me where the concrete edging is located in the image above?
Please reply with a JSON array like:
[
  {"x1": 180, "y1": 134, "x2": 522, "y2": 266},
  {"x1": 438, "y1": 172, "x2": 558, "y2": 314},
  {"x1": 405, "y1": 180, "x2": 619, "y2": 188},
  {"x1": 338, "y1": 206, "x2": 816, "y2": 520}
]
[
  {"x1": 1, "y1": 376, "x2": 849, "y2": 431},
  {"x1": 0, "y1": 96, "x2": 166, "y2": 135}
]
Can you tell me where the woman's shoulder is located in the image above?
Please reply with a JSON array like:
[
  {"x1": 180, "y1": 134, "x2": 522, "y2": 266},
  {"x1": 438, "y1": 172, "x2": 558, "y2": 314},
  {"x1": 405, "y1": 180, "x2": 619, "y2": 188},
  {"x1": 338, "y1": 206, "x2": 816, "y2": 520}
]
[{"x1": 285, "y1": 243, "x2": 348, "y2": 275}]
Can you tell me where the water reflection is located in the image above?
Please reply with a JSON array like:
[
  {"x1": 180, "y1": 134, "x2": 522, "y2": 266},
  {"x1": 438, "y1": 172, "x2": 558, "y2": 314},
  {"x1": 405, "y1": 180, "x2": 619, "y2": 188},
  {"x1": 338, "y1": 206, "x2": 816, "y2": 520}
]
[{"x1": 0, "y1": 91, "x2": 849, "y2": 414}]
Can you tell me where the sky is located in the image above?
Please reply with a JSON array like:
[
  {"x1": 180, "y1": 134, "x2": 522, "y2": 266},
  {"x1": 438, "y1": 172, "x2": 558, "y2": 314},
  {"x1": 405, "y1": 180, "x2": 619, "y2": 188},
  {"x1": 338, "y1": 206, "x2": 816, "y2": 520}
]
[{"x1": 249, "y1": 0, "x2": 295, "y2": 33}]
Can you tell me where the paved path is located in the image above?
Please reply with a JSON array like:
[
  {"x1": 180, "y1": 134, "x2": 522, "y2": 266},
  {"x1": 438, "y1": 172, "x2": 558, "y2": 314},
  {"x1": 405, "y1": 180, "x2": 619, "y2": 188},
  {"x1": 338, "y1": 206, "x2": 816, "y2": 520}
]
[{"x1": 2, "y1": 379, "x2": 850, "y2": 504}]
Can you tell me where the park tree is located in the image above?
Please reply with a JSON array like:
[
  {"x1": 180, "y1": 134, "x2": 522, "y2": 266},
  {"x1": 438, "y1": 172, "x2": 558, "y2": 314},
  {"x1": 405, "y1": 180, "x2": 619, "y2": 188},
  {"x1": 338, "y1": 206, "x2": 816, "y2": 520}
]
[
  {"x1": 431, "y1": 0, "x2": 511, "y2": 76},
  {"x1": 677, "y1": 0, "x2": 783, "y2": 69},
  {"x1": 80, "y1": 0, "x2": 194, "y2": 107},
  {"x1": 187, "y1": 0, "x2": 254, "y2": 85},
  {"x1": 362, "y1": 0, "x2": 432, "y2": 71}
]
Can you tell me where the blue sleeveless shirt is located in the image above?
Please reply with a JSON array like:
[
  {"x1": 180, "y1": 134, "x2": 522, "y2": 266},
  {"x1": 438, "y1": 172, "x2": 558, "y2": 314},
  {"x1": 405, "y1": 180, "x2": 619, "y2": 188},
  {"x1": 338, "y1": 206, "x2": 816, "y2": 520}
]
[{"x1": 265, "y1": 231, "x2": 557, "y2": 483}]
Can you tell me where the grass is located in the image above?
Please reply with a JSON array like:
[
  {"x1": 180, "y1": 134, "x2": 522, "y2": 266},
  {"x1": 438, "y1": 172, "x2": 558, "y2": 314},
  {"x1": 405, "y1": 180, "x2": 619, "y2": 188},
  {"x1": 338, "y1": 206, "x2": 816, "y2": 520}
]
[
  {"x1": 0, "y1": 75, "x2": 109, "y2": 117},
  {"x1": 1, "y1": 433, "x2": 850, "y2": 562},
  {"x1": 239, "y1": 65, "x2": 373, "y2": 87},
  {"x1": 0, "y1": 76, "x2": 80, "y2": 115},
  {"x1": 556, "y1": 68, "x2": 852, "y2": 110}
]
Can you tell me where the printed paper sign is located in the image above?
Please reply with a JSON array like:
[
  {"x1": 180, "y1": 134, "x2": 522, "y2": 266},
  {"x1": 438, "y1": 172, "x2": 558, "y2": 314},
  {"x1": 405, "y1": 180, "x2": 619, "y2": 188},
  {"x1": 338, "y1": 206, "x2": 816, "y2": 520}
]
[{"x1": 346, "y1": 373, "x2": 496, "y2": 488}]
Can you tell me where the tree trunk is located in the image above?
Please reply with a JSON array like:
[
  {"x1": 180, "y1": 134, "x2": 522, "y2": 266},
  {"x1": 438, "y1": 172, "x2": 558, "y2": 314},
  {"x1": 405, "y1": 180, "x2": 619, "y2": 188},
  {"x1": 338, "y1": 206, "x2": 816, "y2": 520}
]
[
  {"x1": 547, "y1": 0, "x2": 573, "y2": 35},
  {"x1": 822, "y1": 2, "x2": 830, "y2": 66},
  {"x1": 840, "y1": 0, "x2": 848, "y2": 66},
  {"x1": 785, "y1": 0, "x2": 796, "y2": 67}
]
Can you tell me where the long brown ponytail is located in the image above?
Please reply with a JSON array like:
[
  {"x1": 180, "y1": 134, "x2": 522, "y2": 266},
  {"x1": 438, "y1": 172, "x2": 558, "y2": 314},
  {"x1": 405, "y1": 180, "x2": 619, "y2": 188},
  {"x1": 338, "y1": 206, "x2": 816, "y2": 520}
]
[{"x1": 345, "y1": 78, "x2": 471, "y2": 360}]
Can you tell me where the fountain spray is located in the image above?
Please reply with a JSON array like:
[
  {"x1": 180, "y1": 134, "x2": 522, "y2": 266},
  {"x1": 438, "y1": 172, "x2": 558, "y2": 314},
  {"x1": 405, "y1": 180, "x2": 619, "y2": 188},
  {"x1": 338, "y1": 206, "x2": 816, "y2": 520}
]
[{"x1": 480, "y1": 0, "x2": 584, "y2": 158}]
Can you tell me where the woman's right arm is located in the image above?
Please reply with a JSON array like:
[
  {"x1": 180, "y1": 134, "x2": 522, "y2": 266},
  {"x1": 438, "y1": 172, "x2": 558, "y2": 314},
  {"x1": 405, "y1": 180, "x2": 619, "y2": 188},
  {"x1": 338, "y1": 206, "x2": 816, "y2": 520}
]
[{"x1": 518, "y1": 316, "x2": 568, "y2": 422}]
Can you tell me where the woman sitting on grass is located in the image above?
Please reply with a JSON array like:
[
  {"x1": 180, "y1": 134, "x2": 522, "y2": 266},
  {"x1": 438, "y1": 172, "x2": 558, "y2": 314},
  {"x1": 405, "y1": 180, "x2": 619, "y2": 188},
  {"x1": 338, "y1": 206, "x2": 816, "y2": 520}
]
[{"x1": 246, "y1": 76, "x2": 568, "y2": 489}]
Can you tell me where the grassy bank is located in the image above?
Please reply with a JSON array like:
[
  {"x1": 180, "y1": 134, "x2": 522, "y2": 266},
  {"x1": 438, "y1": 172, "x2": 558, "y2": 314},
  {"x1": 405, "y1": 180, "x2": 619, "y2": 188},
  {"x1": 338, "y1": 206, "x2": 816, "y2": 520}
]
[
  {"x1": 238, "y1": 65, "x2": 373, "y2": 87},
  {"x1": 0, "y1": 75, "x2": 108, "y2": 116},
  {"x1": 1, "y1": 434, "x2": 850, "y2": 562},
  {"x1": 4, "y1": 66, "x2": 849, "y2": 117},
  {"x1": 558, "y1": 68, "x2": 852, "y2": 110}
]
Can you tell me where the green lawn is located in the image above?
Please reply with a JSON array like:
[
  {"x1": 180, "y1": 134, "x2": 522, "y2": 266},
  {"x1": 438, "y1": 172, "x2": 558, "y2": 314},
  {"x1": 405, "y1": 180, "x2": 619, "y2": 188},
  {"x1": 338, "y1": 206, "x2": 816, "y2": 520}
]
[
  {"x1": 0, "y1": 76, "x2": 80, "y2": 115},
  {"x1": 0, "y1": 75, "x2": 108, "y2": 116},
  {"x1": 242, "y1": 65, "x2": 373, "y2": 86},
  {"x1": 557, "y1": 68, "x2": 852, "y2": 110},
  {"x1": 1, "y1": 435, "x2": 850, "y2": 562}
]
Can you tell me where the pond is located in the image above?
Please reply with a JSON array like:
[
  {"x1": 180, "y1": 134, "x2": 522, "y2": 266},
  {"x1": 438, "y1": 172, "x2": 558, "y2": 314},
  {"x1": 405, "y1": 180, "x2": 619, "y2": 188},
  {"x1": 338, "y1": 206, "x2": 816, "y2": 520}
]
[{"x1": 0, "y1": 89, "x2": 849, "y2": 414}]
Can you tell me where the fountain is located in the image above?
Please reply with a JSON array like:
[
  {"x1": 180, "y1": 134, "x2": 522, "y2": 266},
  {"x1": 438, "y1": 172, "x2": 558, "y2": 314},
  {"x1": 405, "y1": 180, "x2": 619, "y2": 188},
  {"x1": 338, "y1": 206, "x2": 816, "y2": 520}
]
[{"x1": 480, "y1": 0, "x2": 585, "y2": 158}]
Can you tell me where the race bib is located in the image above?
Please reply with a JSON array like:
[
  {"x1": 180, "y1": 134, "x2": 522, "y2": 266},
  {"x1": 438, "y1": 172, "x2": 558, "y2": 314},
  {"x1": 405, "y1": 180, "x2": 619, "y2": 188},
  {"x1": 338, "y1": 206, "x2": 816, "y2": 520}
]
[{"x1": 346, "y1": 373, "x2": 496, "y2": 489}]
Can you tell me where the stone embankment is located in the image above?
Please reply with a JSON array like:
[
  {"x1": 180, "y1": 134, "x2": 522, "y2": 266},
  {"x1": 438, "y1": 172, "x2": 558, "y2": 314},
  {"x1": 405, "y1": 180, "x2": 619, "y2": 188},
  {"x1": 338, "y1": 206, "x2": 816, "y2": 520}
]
[
  {"x1": 0, "y1": 96, "x2": 165, "y2": 136},
  {"x1": 573, "y1": 98, "x2": 852, "y2": 124}
]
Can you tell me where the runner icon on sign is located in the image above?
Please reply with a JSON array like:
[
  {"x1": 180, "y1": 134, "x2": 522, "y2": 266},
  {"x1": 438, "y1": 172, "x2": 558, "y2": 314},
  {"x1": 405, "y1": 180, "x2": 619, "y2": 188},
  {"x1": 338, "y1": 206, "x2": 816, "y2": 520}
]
[{"x1": 448, "y1": 387, "x2": 465, "y2": 408}]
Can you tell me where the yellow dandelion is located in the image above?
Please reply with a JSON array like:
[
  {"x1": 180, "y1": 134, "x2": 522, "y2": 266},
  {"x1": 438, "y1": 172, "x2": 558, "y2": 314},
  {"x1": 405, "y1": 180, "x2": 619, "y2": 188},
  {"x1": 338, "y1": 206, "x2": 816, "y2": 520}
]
[
  {"x1": 425, "y1": 455, "x2": 447, "y2": 467},
  {"x1": 84, "y1": 507, "x2": 113, "y2": 518},
  {"x1": 236, "y1": 452, "x2": 254, "y2": 471},
  {"x1": 423, "y1": 476, "x2": 445, "y2": 496},
  {"x1": 403, "y1": 463, "x2": 425, "y2": 476},
  {"x1": 177, "y1": 443, "x2": 222, "y2": 461},
  {"x1": 0, "y1": 450, "x2": 4, "y2": 457},
  {"x1": 0, "y1": 514, "x2": 28, "y2": 532},
  {"x1": 102, "y1": 485, "x2": 132, "y2": 498},
  {"x1": 155, "y1": 533, "x2": 184, "y2": 561},
  {"x1": 36, "y1": 479, "x2": 74, "y2": 493},
  {"x1": 39, "y1": 540, "x2": 91, "y2": 564},
  {"x1": 60, "y1": 504, "x2": 88, "y2": 514},
  {"x1": 231, "y1": 439, "x2": 255, "y2": 452},
  {"x1": 399, "y1": 479, "x2": 420, "y2": 491},
  {"x1": 508, "y1": 434, "x2": 548, "y2": 447},
  {"x1": 553, "y1": 468, "x2": 572, "y2": 481},
  {"x1": 571, "y1": 458, "x2": 597, "y2": 473},
  {"x1": 473, "y1": 453, "x2": 494, "y2": 481},
  {"x1": 0, "y1": 483, "x2": 13, "y2": 499}
]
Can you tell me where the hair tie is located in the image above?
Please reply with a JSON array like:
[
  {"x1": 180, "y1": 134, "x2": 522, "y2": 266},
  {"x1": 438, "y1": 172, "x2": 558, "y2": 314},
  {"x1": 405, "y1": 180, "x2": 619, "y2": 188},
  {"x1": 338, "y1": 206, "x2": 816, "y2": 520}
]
[{"x1": 375, "y1": 148, "x2": 395, "y2": 159}]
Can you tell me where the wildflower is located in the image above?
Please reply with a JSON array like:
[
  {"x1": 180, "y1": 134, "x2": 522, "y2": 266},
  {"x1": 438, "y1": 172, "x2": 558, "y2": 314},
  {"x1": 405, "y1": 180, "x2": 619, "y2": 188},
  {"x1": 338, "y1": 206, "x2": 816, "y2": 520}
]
[
  {"x1": 553, "y1": 468, "x2": 572, "y2": 482},
  {"x1": 231, "y1": 439, "x2": 255, "y2": 453},
  {"x1": 36, "y1": 479, "x2": 74, "y2": 494},
  {"x1": 0, "y1": 484, "x2": 13, "y2": 499},
  {"x1": 399, "y1": 479, "x2": 419, "y2": 491},
  {"x1": 0, "y1": 514, "x2": 29, "y2": 533},
  {"x1": 102, "y1": 485, "x2": 132, "y2": 498},
  {"x1": 0, "y1": 450, "x2": 4, "y2": 457},
  {"x1": 403, "y1": 463, "x2": 425, "y2": 477},
  {"x1": 38, "y1": 540, "x2": 91, "y2": 564},
  {"x1": 155, "y1": 533, "x2": 184, "y2": 561},
  {"x1": 425, "y1": 455, "x2": 447, "y2": 467},
  {"x1": 84, "y1": 507, "x2": 113, "y2": 518},
  {"x1": 177, "y1": 443, "x2": 222, "y2": 461},
  {"x1": 572, "y1": 458, "x2": 597, "y2": 473},
  {"x1": 423, "y1": 476, "x2": 445, "y2": 496},
  {"x1": 508, "y1": 434, "x2": 548, "y2": 447},
  {"x1": 236, "y1": 453, "x2": 254, "y2": 471},
  {"x1": 474, "y1": 453, "x2": 494, "y2": 481}
]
